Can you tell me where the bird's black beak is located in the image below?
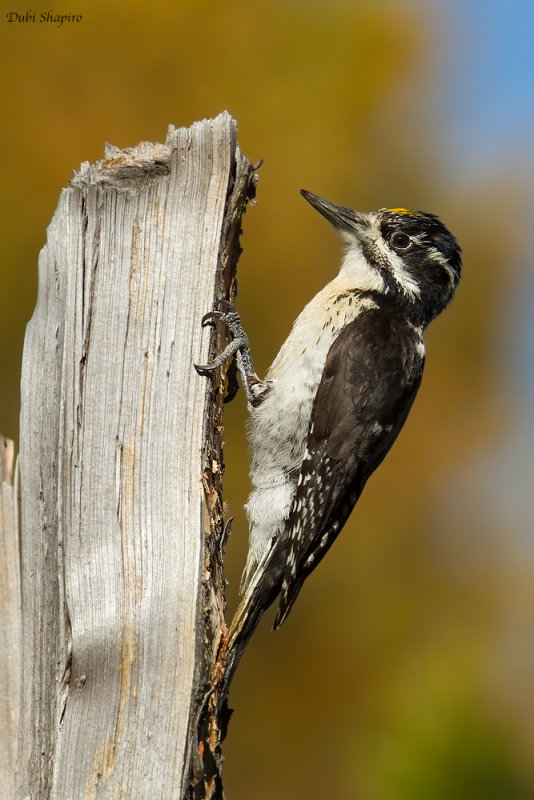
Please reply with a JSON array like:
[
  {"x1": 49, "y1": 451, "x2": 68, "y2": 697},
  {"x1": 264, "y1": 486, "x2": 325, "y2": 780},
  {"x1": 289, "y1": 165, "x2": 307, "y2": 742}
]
[{"x1": 300, "y1": 190, "x2": 365, "y2": 235}]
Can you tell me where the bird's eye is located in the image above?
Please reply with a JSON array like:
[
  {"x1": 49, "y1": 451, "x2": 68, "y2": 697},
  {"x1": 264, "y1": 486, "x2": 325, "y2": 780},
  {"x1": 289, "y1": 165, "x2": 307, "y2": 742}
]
[{"x1": 389, "y1": 231, "x2": 412, "y2": 250}]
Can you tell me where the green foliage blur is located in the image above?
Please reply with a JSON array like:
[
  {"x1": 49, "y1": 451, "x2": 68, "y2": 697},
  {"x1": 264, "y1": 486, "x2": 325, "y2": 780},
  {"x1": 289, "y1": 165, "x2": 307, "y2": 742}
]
[{"x1": 1, "y1": 1, "x2": 532, "y2": 797}]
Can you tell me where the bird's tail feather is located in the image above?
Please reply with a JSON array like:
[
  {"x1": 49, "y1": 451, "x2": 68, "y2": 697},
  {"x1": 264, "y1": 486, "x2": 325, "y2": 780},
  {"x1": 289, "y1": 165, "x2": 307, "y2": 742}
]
[{"x1": 220, "y1": 542, "x2": 286, "y2": 701}]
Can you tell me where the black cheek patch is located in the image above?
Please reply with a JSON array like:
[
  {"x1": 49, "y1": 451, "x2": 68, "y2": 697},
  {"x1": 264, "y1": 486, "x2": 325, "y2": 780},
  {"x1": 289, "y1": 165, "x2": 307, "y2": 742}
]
[
  {"x1": 360, "y1": 240, "x2": 399, "y2": 295},
  {"x1": 426, "y1": 259, "x2": 451, "y2": 286}
]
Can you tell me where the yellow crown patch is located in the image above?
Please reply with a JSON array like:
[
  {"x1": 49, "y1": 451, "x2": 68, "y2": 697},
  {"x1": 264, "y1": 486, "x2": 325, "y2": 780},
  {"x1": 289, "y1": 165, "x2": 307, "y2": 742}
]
[{"x1": 385, "y1": 207, "x2": 422, "y2": 216}]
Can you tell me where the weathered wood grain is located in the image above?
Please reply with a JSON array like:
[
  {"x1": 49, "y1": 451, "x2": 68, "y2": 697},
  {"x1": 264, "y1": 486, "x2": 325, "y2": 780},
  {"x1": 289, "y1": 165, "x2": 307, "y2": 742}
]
[
  {"x1": 0, "y1": 435, "x2": 20, "y2": 800},
  {"x1": 17, "y1": 113, "x2": 256, "y2": 799}
]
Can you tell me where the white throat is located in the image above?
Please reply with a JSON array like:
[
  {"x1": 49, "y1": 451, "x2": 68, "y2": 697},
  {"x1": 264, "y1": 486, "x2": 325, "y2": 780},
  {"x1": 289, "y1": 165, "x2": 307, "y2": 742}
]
[{"x1": 339, "y1": 243, "x2": 386, "y2": 293}]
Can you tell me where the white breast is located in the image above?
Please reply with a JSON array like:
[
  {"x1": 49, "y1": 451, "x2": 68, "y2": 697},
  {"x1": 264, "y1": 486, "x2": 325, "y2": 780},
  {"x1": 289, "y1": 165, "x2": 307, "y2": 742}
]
[{"x1": 241, "y1": 276, "x2": 377, "y2": 588}]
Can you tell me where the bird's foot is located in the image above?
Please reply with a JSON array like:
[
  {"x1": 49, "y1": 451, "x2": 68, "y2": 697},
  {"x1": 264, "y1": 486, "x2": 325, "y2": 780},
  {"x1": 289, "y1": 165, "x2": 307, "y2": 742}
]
[{"x1": 195, "y1": 300, "x2": 269, "y2": 408}]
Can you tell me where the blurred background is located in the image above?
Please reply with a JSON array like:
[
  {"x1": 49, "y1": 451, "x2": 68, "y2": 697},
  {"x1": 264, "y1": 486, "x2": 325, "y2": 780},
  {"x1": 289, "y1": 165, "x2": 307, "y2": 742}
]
[{"x1": 1, "y1": 0, "x2": 533, "y2": 797}]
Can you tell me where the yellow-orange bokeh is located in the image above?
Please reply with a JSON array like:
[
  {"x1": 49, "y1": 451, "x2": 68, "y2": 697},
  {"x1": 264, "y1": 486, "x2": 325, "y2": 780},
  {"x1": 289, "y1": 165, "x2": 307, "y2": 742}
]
[{"x1": 1, "y1": 2, "x2": 532, "y2": 797}]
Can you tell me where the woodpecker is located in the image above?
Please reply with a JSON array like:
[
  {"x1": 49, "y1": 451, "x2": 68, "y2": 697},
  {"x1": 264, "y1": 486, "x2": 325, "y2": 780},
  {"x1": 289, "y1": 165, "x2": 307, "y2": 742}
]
[{"x1": 196, "y1": 190, "x2": 461, "y2": 690}]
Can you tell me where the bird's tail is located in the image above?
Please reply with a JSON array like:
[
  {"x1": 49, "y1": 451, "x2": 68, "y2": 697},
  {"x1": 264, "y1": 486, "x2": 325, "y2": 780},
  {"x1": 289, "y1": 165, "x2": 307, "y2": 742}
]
[{"x1": 220, "y1": 541, "x2": 286, "y2": 702}]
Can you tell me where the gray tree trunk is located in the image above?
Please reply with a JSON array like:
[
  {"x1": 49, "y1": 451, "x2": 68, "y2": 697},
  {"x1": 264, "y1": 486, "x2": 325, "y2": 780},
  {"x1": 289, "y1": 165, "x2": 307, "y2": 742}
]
[
  {"x1": 15, "y1": 112, "x2": 256, "y2": 800},
  {"x1": 0, "y1": 436, "x2": 20, "y2": 800}
]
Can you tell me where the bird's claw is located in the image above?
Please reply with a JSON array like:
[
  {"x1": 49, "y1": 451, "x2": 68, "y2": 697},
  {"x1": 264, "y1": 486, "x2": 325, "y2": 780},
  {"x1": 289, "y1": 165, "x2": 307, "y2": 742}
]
[
  {"x1": 195, "y1": 301, "x2": 242, "y2": 375},
  {"x1": 201, "y1": 300, "x2": 236, "y2": 328},
  {"x1": 200, "y1": 311, "x2": 221, "y2": 328},
  {"x1": 195, "y1": 300, "x2": 262, "y2": 408}
]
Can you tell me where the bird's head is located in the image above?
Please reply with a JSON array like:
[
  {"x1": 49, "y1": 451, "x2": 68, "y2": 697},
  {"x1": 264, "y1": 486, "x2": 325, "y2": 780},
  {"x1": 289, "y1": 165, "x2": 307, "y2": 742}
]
[{"x1": 301, "y1": 190, "x2": 462, "y2": 327}]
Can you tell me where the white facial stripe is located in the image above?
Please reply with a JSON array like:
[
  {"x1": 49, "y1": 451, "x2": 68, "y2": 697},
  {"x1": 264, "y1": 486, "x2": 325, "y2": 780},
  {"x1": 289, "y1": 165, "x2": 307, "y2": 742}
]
[
  {"x1": 374, "y1": 235, "x2": 421, "y2": 299},
  {"x1": 359, "y1": 214, "x2": 421, "y2": 299},
  {"x1": 340, "y1": 244, "x2": 386, "y2": 293},
  {"x1": 428, "y1": 246, "x2": 456, "y2": 284},
  {"x1": 410, "y1": 233, "x2": 427, "y2": 246}
]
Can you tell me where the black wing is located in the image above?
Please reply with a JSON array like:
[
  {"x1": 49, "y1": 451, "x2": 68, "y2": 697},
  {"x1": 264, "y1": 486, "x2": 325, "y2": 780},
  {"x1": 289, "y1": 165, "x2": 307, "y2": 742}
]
[{"x1": 273, "y1": 304, "x2": 424, "y2": 628}]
